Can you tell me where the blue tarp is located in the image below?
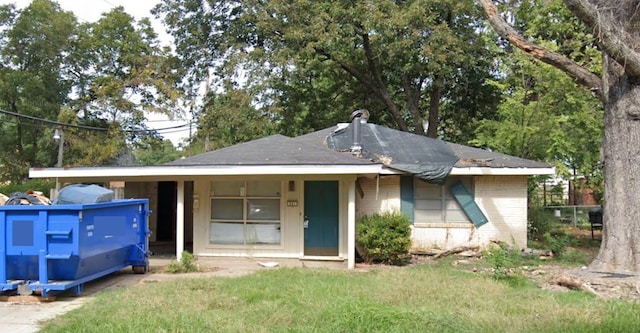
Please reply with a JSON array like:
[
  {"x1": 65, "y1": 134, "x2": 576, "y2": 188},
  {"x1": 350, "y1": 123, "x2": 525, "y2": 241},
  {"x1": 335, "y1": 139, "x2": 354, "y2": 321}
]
[{"x1": 56, "y1": 184, "x2": 114, "y2": 205}]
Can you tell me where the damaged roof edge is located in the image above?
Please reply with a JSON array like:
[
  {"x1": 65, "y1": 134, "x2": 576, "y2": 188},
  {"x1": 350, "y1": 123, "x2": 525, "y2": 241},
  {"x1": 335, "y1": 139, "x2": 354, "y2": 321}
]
[{"x1": 380, "y1": 166, "x2": 556, "y2": 176}]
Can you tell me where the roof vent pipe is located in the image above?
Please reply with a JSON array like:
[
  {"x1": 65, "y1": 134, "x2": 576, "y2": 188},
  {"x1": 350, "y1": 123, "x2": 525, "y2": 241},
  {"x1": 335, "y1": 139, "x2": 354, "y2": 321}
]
[{"x1": 350, "y1": 109, "x2": 369, "y2": 154}]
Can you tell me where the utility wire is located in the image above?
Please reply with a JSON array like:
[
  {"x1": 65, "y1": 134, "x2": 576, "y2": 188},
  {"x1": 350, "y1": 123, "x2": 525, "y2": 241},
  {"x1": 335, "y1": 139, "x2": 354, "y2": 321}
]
[{"x1": 0, "y1": 108, "x2": 193, "y2": 133}]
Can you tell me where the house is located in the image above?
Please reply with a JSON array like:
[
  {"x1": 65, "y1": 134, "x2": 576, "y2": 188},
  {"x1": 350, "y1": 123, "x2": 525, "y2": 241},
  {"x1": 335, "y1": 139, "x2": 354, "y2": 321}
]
[{"x1": 29, "y1": 111, "x2": 555, "y2": 269}]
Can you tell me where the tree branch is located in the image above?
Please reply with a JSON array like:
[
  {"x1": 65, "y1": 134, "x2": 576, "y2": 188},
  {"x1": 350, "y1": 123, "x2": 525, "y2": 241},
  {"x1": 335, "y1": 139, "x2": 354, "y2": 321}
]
[
  {"x1": 563, "y1": 0, "x2": 640, "y2": 78},
  {"x1": 479, "y1": 0, "x2": 602, "y2": 96},
  {"x1": 315, "y1": 47, "x2": 408, "y2": 131}
]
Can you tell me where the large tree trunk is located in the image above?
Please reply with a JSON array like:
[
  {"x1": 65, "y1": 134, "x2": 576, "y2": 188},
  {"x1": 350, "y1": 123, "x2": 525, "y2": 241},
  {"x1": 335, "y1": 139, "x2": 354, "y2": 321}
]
[
  {"x1": 591, "y1": 62, "x2": 640, "y2": 271},
  {"x1": 480, "y1": 0, "x2": 640, "y2": 272}
]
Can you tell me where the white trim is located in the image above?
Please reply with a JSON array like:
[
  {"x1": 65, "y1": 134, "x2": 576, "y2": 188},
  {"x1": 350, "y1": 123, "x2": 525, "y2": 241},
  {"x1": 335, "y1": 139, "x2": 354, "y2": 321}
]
[
  {"x1": 176, "y1": 181, "x2": 185, "y2": 259},
  {"x1": 29, "y1": 165, "x2": 383, "y2": 178},
  {"x1": 347, "y1": 181, "x2": 356, "y2": 270},
  {"x1": 449, "y1": 167, "x2": 555, "y2": 176},
  {"x1": 301, "y1": 256, "x2": 344, "y2": 261}
]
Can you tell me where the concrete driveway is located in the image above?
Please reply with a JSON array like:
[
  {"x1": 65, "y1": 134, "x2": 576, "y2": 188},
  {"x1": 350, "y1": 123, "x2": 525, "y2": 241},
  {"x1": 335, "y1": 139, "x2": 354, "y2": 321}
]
[{"x1": 0, "y1": 257, "x2": 346, "y2": 333}]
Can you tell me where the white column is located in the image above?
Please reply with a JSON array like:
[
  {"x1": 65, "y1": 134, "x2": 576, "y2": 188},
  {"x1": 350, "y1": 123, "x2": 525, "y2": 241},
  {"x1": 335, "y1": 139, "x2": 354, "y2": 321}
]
[
  {"x1": 176, "y1": 181, "x2": 185, "y2": 260},
  {"x1": 347, "y1": 180, "x2": 356, "y2": 269}
]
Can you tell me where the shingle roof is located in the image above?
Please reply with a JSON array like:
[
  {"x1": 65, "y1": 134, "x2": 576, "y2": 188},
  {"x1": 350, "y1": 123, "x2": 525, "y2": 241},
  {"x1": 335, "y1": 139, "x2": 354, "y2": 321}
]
[
  {"x1": 446, "y1": 142, "x2": 552, "y2": 169},
  {"x1": 165, "y1": 134, "x2": 372, "y2": 166},
  {"x1": 296, "y1": 124, "x2": 552, "y2": 169},
  {"x1": 165, "y1": 124, "x2": 553, "y2": 171}
]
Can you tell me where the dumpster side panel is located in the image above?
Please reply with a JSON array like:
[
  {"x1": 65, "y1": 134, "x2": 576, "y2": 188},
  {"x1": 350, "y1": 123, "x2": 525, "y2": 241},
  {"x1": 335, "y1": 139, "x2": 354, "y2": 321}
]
[{"x1": 1, "y1": 199, "x2": 150, "y2": 292}]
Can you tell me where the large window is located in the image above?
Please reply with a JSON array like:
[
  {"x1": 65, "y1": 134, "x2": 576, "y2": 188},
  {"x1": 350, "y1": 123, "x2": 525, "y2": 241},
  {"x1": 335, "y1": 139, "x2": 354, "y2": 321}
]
[
  {"x1": 414, "y1": 177, "x2": 472, "y2": 224},
  {"x1": 210, "y1": 180, "x2": 281, "y2": 245}
]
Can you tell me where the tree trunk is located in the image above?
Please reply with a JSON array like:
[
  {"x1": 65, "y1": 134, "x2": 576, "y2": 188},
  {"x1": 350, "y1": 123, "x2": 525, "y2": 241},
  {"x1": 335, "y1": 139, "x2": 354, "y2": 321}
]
[
  {"x1": 590, "y1": 65, "x2": 640, "y2": 271},
  {"x1": 479, "y1": 0, "x2": 640, "y2": 272},
  {"x1": 426, "y1": 75, "x2": 443, "y2": 138}
]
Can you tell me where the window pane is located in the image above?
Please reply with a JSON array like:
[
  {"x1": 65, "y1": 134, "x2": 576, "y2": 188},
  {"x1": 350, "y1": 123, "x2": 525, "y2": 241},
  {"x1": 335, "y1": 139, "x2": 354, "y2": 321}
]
[
  {"x1": 246, "y1": 223, "x2": 281, "y2": 245},
  {"x1": 210, "y1": 222, "x2": 244, "y2": 244},
  {"x1": 211, "y1": 199, "x2": 243, "y2": 220},
  {"x1": 247, "y1": 199, "x2": 280, "y2": 220},
  {"x1": 247, "y1": 180, "x2": 281, "y2": 197},
  {"x1": 211, "y1": 181, "x2": 244, "y2": 197}
]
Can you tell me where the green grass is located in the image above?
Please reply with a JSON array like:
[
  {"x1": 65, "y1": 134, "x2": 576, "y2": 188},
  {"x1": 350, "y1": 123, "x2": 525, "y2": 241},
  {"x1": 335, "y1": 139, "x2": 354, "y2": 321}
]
[{"x1": 39, "y1": 260, "x2": 640, "y2": 333}]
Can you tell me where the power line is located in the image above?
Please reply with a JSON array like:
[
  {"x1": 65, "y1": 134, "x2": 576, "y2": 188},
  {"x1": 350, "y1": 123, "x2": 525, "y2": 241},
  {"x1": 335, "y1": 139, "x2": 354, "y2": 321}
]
[{"x1": 0, "y1": 108, "x2": 193, "y2": 133}]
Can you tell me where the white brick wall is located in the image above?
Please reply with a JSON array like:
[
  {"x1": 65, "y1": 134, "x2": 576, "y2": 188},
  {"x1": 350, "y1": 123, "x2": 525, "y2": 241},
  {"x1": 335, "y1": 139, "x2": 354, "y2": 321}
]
[
  {"x1": 355, "y1": 176, "x2": 401, "y2": 218},
  {"x1": 356, "y1": 175, "x2": 529, "y2": 251}
]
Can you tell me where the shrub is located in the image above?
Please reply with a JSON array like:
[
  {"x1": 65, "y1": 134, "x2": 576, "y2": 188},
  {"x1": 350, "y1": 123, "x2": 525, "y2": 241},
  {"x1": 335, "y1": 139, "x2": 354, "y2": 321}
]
[
  {"x1": 528, "y1": 206, "x2": 557, "y2": 241},
  {"x1": 543, "y1": 230, "x2": 573, "y2": 258},
  {"x1": 166, "y1": 251, "x2": 199, "y2": 273},
  {"x1": 356, "y1": 211, "x2": 411, "y2": 265},
  {"x1": 482, "y1": 243, "x2": 527, "y2": 286}
]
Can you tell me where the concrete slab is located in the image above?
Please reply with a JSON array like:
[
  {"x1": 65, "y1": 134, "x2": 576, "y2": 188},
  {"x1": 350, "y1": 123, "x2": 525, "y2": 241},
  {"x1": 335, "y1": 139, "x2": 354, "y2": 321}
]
[{"x1": 0, "y1": 256, "x2": 346, "y2": 332}]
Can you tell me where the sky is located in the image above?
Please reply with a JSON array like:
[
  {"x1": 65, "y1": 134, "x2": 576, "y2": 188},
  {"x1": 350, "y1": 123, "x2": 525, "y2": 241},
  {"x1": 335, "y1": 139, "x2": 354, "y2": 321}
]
[{"x1": 0, "y1": 0, "x2": 192, "y2": 146}]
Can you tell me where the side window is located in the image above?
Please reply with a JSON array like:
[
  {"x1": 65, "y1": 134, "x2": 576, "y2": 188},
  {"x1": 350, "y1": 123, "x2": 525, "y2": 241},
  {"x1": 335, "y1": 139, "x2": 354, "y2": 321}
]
[{"x1": 414, "y1": 177, "x2": 473, "y2": 224}]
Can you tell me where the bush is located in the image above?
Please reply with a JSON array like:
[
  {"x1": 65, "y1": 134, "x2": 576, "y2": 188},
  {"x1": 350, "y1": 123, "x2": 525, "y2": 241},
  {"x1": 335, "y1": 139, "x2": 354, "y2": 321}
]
[
  {"x1": 543, "y1": 230, "x2": 573, "y2": 258},
  {"x1": 166, "y1": 251, "x2": 199, "y2": 273},
  {"x1": 356, "y1": 211, "x2": 411, "y2": 265},
  {"x1": 528, "y1": 206, "x2": 557, "y2": 241},
  {"x1": 482, "y1": 243, "x2": 527, "y2": 287}
]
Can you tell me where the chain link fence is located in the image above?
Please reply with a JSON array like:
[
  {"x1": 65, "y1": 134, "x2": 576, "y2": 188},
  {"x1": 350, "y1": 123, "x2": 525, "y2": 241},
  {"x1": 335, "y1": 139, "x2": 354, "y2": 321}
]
[{"x1": 543, "y1": 205, "x2": 601, "y2": 227}]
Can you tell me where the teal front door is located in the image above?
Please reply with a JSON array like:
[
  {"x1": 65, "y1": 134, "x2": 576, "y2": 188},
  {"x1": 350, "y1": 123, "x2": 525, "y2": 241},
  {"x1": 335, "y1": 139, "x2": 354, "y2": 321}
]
[{"x1": 304, "y1": 181, "x2": 339, "y2": 256}]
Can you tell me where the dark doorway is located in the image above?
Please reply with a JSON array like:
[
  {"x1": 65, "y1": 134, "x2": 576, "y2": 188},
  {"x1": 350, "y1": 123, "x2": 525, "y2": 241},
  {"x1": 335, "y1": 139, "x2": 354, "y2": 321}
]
[{"x1": 156, "y1": 181, "x2": 176, "y2": 242}]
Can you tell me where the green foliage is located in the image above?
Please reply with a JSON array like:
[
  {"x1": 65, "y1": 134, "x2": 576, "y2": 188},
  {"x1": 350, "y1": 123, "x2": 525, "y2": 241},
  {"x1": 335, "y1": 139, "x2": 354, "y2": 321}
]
[
  {"x1": 194, "y1": 86, "x2": 276, "y2": 150},
  {"x1": 528, "y1": 206, "x2": 557, "y2": 241},
  {"x1": 155, "y1": 0, "x2": 502, "y2": 138},
  {"x1": 482, "y1": 243, "x2": 526, "y2": 286},
  {"x1": 559, "y1": 248, "x2": 589, "y2": 266},
  {"x1": 132, "y1": 137, "x2": 182, "y2": 165},
  {"x1": 473, "y1": 0, "x2": 603, "y2": 199},
  {"x1": 544, "y1": 230, "x2": 573, "y2": 259},
  {"x1": 0, "y1": 178, "x2": 55, "y2": 196},
  {"x1": 0, "y1": 1, "x2": 182, "y2": 182},
  {"x1": 356, "y1": 211, "x2": 411, "y2": 265},
  {"x1": 166, "y1": 251, "x2": 199, "y2": 273}
]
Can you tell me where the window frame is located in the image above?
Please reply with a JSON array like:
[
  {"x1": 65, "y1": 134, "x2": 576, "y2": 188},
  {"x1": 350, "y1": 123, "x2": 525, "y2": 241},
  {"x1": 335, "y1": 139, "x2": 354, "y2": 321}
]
[
  {"x1": 413, "y1": 176, "x2": 474, "y2": 224},
  {"x1": 209, "y1": 180, "x2": 283, "y2": 247}
]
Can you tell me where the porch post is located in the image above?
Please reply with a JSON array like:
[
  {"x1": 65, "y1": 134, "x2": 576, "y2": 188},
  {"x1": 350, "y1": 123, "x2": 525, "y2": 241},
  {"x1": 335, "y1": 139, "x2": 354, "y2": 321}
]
[
  {"x1": 347, "y1": 180, "x2": 356, "y2": 269},
  {"x1": 176, "y1": 181, "x2": 185, "y2": 260}
]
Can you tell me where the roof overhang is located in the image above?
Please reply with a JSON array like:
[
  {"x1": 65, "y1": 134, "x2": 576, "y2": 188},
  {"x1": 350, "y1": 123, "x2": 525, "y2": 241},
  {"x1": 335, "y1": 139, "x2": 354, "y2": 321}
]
[
  {"x1": 450, "y1": 166, "x2": 556, "y2": 176},
  {"x1": 29, "y1": 164, "x2": 383, "y2": 179},
  {"x1": 379, "y1": 166, "x2": 555, "y2": 176}
]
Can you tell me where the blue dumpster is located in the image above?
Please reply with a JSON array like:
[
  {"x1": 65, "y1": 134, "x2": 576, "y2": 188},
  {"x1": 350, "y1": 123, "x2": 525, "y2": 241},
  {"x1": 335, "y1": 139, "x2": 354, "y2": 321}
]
[{"x1": 0, "y1": 199, "x2": 150, "y2": 297}]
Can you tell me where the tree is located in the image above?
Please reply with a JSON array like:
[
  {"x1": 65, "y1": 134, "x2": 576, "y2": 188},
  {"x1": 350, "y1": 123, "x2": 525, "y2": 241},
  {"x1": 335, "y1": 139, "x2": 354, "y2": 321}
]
[
  {"x1": 155, "y1": 0, "x2": 501, "y2": 138},
  {"x1": 481, "y1": 0, "x2": 640, "y2": 271},
  {"x1": 0, "y1": 0, "x2": 76, "y2": 180},
  {"x1": 194, "y1": 85, "x2": 276, "y2": 151},
  {"x1": 0, "y1": 1, "x2": 182, "y2": 181},
  {"x1": 70, "y1": 7, "x2": 182, "y2": 137}
]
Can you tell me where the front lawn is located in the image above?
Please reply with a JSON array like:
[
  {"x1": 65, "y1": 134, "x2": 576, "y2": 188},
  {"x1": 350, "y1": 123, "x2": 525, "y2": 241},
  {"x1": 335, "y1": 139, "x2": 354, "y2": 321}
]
[{"x1": 40, "y1": 259, "x2": 640, "y2": 333}]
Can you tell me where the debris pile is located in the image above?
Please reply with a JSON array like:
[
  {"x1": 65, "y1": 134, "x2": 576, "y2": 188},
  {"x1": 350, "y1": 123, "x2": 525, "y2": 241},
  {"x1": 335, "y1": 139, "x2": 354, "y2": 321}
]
[{"x1": 0, "y1": 190, "x2": 51, "y2": 205}]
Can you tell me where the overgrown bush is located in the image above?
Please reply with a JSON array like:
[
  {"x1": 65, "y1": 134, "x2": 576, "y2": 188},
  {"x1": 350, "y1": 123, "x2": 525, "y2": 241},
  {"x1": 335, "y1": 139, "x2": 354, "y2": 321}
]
[
  {"x1": 166, "y1": 251, "x2": 199, "y2": 273},
  {"x1": 528, "y1": 206, "x2": 557, "y2": 241},
  {"x1": 482, "y1": 243, "x2": 527, "y2": 286},
  {"x1": 543, "y1": 230, "x2": 573, "y2": 258},
  {"x1": 356, "y1": 211, "x2": 411, "y2": 265}
]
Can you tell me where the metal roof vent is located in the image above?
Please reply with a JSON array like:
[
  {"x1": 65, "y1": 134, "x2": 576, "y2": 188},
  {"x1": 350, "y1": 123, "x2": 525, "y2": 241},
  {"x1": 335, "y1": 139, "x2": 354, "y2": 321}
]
[{"x1": 350, "y1": 109, "x2": 369, "y2": 154}]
